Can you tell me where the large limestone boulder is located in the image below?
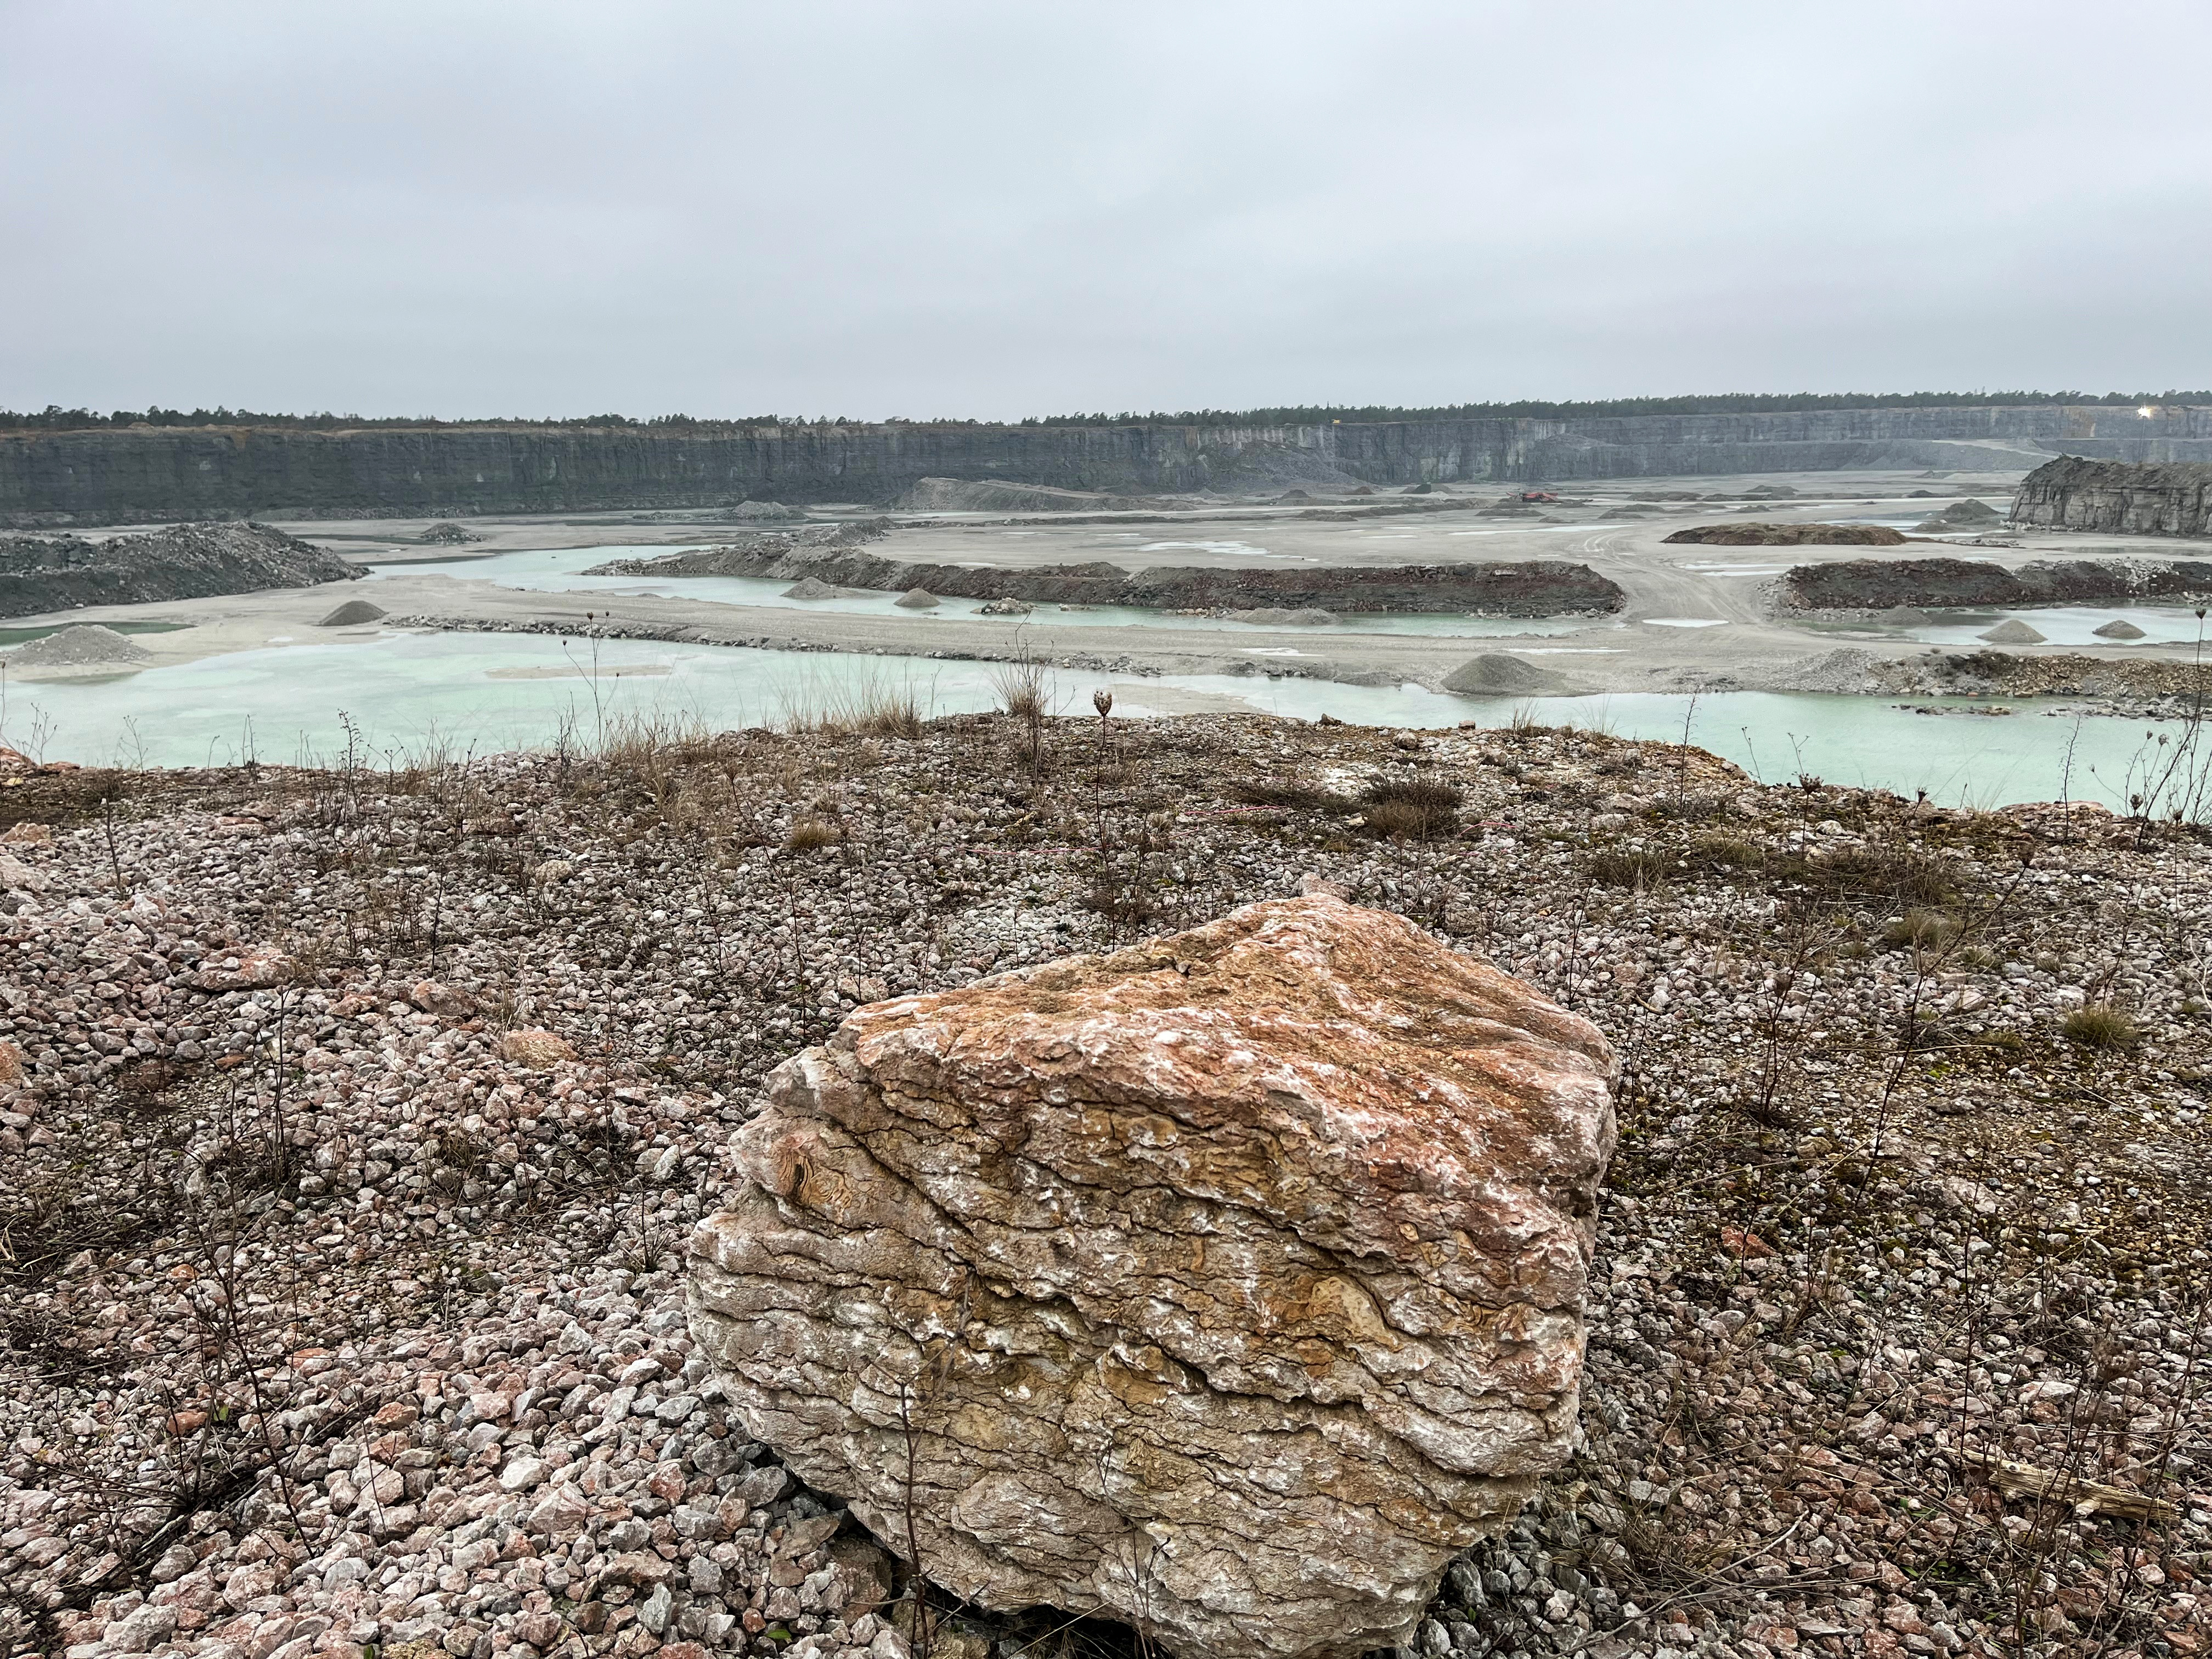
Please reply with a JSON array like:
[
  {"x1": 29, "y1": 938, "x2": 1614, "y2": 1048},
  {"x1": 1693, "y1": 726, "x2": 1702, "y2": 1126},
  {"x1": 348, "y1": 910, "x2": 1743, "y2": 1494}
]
[{"x1": 687, "y1": 895, "x2": 1616, "y2": 1659}]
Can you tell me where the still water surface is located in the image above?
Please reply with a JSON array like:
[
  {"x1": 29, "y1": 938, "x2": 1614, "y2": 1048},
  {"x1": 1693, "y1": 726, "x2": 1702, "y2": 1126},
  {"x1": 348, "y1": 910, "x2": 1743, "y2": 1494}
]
[{"x1": 0, "y1": 630, "x2": 2183, "y2": 811}]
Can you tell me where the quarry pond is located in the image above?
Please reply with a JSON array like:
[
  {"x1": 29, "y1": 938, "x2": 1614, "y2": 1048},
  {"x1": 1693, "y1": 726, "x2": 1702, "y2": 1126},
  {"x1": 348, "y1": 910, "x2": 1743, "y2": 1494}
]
[{"x1": 0, "y1": 626, "x2": 2192, "y2": 811}]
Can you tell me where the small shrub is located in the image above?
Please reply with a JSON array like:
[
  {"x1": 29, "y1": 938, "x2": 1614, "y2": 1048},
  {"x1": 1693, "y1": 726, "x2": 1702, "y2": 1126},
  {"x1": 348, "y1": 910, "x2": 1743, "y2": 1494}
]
[
  {"x1": 2062, "y1": 1004, "x2": 2140, "y2": 1048},
  {"x1": 1803, "y1": 846, "x2": 1957, "y2": 908},
  {"x1": 786, "y1": 817, "x2": 841, "y2": 853},
  {"x1": 1232, "y1": 780, "x2": 1354, "y2": 812},
  {"x1": 1650, "y1": 792, "x2": 1731, "y2": 824}
]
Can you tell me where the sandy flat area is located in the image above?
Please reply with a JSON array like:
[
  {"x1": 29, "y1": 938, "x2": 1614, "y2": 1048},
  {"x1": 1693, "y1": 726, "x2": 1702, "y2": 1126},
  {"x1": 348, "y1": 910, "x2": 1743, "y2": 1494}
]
[{"x1": 10, "y1": 471, "x2": 2207, "y2": 692}]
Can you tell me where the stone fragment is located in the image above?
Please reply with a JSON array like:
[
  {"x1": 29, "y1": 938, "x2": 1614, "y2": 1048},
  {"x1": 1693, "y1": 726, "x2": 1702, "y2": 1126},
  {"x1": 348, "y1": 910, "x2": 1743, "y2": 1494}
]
[
  {"x1": 409, "y1": 979, "x2": 473, "y2": 1017},
  {"x1": 0, "y1": 821, "x2": 51, "y2": 845},
  {"x1": 198, "y1": 944, "x2": 296, "y2": 991},
  {"x1": 689, "y1": 895, "x2": 1616, "y2": 1659},
  {"x1": 500, "y1": 1028, "x2": 577, "y2": 1067},
  {"x1": 0, "y1": 851, "x2": 47, "y2": 891}
]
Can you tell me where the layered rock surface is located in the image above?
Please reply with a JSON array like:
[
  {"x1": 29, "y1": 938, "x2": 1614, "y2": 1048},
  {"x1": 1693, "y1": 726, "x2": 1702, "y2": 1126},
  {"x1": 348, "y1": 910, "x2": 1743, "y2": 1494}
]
[
  {"x1": 2013, "y1": 455, "x2": 2212, "y2": 538},
  {"x1": 687, "y1": 895, "x2": 1616, "y2": 1659}
]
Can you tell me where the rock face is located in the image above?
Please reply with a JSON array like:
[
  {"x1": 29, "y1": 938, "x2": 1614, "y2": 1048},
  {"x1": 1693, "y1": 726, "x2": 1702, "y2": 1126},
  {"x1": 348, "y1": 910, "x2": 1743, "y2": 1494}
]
[
  {"x1": 2013, "y1": 456, "x2": 2212, "y2": 538},
  {"x1": 0, "y1": 521, "x2": 358, "y2": 618},
  {"x1": 16, "y1": 405, "x2": 2198, "y2": 523},
  {"x1": 687, "y1": 896, "x2": 1616, "y2": 1659}
]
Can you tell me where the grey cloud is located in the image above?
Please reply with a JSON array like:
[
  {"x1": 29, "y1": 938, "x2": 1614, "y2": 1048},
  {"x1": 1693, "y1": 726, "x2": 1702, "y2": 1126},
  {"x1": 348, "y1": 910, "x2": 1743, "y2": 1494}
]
[{"x1": 4, "y1": 0, "x2": 2209, "y2": 417}]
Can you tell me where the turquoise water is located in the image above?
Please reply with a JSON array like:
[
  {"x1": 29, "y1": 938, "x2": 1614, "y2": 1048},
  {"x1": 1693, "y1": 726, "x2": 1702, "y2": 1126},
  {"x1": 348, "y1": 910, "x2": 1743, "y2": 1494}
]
[
  {"x1": 369, "y1": 547, "x2": 1593, "y2": 639},
  {"x1": 0, "y1": 629, "x2": 2184, "y2": 810}
]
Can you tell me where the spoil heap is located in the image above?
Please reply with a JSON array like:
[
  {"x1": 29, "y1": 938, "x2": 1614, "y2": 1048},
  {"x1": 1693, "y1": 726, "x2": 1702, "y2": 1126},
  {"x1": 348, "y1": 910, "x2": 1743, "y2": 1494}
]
[
  {"x1": 1663, "y1": 523, "x2": 1909, "y2": 546},
  {"x1": 689, "y1": 896, "x2": 1616, "y2": 1659},
  {"x1": 0, "y1": 522, "x2": 357, "y2": 618},
  {"x1": 4, "y1": 623, "x2": 152, "y2": 668}
]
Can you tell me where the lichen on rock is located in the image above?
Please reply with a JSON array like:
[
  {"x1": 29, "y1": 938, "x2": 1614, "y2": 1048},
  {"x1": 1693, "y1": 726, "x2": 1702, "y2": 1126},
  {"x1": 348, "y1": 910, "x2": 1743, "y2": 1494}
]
[{"x1": 687, "y1": 894, "x2": 1616, "y2": 1659}]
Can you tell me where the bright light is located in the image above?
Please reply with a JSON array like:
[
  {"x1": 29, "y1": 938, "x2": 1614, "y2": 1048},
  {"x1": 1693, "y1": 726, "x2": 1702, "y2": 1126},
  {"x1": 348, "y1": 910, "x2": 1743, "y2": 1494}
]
[{"x1": 2140, "y1": 405, "x2": 2158, "y2": 417}]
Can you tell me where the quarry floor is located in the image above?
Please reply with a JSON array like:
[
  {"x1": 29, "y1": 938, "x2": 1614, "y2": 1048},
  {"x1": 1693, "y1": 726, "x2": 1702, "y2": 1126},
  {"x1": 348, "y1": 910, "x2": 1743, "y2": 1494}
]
[{"x1": 28, "y1": 469, "x2": 2212, "y2": 699}]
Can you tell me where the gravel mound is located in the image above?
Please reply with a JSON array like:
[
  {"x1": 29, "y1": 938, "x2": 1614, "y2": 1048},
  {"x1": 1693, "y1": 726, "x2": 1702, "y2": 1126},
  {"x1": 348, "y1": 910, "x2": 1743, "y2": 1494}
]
[
  {"x1": 2095, "y1": 618, "x2": 2148, "y2": 639},
  {"x1": 5, "y1": 623, "x2": 152, "y2": 667},
  {"x1": 1913, "y1": 498, "x2": 2004, "y2": 533},
  {"x1": 1980, "y1": 618, "x2": 2047, "y2": 644},
  {"x1": 893, "y1": 587, "x2": 939, "y2": 609},
  {"x1": 779, "y1": 577, "x2": 842, "y2": 601},
  {"x1": 1758, "y1": 645, "x2": 1882, "y2": 692},
  {"x1": 1441, "y1": 652, "x2": 1576, "y2": 695},
  {"x1": 1878, "y1": 605, "x2": 1933, "y2": 625},
  {"x1": 316, "y1": 598, "x2": 388, "y2": 627},
  {"x1": 417, "y1": 521, "x2": 484, "y2": 545},
  {"x1": 1232, "y1": 606, "x2": 1336, "y2": 626}
]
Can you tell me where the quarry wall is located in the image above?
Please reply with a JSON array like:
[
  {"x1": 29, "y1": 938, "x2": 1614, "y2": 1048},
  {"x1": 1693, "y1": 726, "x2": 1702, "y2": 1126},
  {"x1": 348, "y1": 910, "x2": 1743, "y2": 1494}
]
[
  {"x1": 2012, "y1": 455, "x2": 2212, "y2": 539},
  {"x1": 8, "y1": 405, "x2": 2212, "y2": 523}
]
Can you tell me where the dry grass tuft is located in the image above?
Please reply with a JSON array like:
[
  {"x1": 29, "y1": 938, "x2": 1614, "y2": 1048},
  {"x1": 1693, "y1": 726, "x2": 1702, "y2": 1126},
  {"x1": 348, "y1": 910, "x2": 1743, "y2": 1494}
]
[
  {"x1": 785, "y1": 816, "x2": 842, "y2": 853},
  {"x1": 1881, "y1": 907, "x2": 1960, "y2": 950},
  {"x1": 1358, "y1": 777, "x2": 1462, "y2": 838},
  {"x1": 2062, "y1": 1003, "x2": 2140, "y2": 1048},
  {"x1": 989, "y1": 658, "x2": 1049, "y2": 723}
]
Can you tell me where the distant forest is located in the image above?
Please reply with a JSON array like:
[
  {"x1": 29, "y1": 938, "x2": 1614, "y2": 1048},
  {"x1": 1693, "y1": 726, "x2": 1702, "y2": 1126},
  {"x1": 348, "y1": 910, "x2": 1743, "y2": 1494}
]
[{"x1": 0, "y1": 390, "x2": 2205, "y2": 433}]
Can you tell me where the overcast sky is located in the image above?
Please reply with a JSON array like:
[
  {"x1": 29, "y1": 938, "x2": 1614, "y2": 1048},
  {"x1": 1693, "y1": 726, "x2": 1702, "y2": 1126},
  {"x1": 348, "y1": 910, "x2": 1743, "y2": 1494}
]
[{"x1": 5, "y1": 1, "x2": 2209, "y2": 420}]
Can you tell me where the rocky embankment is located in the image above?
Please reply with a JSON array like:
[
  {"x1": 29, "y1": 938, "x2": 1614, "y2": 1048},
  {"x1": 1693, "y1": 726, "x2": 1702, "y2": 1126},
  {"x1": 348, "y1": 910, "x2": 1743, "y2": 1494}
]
[
  {"x1": 2, "y1": 719, "x2": 2210, "y2": 1659},
  {"x1": 0, "y1": 523, "x2": 358, "y2": 619},
  {"x1": 1779, "y1": 556, "x2": 2212, "y2": 613},
  {"x1": 589, "y1": 532, "x2": 1623, "y2": 617},
  {"x1": 2015, "y1": 456, "x2": 2212, "y2": 539}
]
